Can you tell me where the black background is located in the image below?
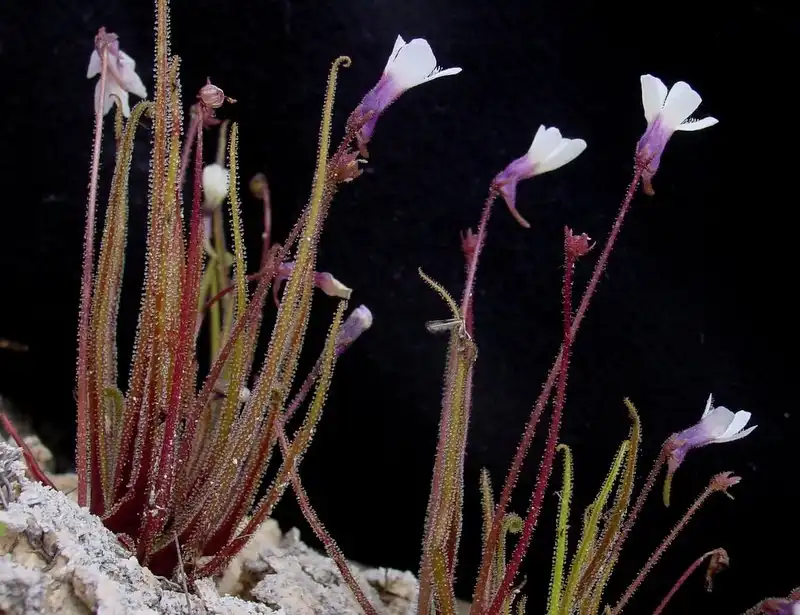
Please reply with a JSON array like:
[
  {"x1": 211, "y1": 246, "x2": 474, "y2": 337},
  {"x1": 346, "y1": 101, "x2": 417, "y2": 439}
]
[{"x1": 0, "y1": 0, "x2": 795, "y2": 612}]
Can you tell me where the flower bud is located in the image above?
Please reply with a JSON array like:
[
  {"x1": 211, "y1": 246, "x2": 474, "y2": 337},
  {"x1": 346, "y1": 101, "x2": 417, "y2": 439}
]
[
  {"x1": 336, "y1": 305, "x2": 374, "y2": 351},
  {"x1": 199, "y1": 79, "x2": 226, "y2": 109},
  {"x1": 315, "y1": 272, "x2": 353, "y2": 300},
  {"x1": 202, "y1": 164, "x2": 229, "y2": 211}
]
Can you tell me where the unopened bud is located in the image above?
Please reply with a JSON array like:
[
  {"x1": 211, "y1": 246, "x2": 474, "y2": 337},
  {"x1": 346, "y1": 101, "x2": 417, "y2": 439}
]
[
  {"x1": 333, "y1": 150, "x2": 365, "y2": 184},
  {"x1": 314, "y1": 272, "x2": 353, "y2": 300},
  {"x1": 460, "y1": 228, "x2": 479, "y2": 261},
  {"x1": 238, "y1": 386, "x2": 251, "y2": 404},
  {"x1": 199, "y1": 79, "x2": 226, "y2": 109},
  {"x1": 565, "y1": 227, "x2": 594, "y2": 259},
  {"x1": 212, "y1": 379, "x2": 251, "y2": 405},
  {"x1": 336, "y1": 305, "x2": 373, "y2": 350},
  {"x1": 202, "y1": 163, "x2": 229, "y2": 210}
]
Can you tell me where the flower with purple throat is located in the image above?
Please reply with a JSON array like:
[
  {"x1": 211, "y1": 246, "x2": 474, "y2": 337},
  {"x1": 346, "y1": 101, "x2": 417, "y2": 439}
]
[
  {"x1": 666, "y1": 394, "x2": 756, "y2": 478},
  {"x1": 86, "y1": 28, "x2": 147, "y2": 117},
  {"x1": 352, "y1": 36, "x2": 461, "y2": 154},
  {"x1": 758, "y1": 599, "x2": 800, "y2": 615},
  {"x1": 493, "y1": 125, "x2": 586, "y2": 228},
  {"x1": 636, "y1": 74, "x2": 718, "y2": 195}
]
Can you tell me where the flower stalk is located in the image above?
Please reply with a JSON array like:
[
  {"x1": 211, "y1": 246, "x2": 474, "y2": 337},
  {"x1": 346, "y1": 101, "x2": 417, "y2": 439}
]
[
  {"x1": 611, "y1": 473, "x2": 741, "y2": 613},
  {"x1": 486, "y1": 229, "x2": 590, "y2": 615},
  {"x1": 76, "y1": 31, "x2": 109, "y2": 507},
  {"x1": 651, "y1": 548, "x2": 729, "y2": 615},
  {"x1": 472, "y1": 165, "x2": 642, "y2": 612}
]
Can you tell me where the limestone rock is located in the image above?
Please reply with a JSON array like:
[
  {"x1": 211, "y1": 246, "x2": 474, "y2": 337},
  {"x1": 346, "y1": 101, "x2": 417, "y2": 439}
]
[
  {"x1": 244, "y1": 528, "x2": 419, "y2": 615},
  {"x1": 0, "y1": 441, "x2": 431, "y2": 615},
  {"x1": 0, "y1": 442, "x2": 276, "y2": 615}
]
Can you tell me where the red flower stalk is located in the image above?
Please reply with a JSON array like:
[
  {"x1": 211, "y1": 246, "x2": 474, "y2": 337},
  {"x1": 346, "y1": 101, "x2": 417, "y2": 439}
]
[
  {"x1": 652, "y1": 548, "x2": 729, "y2": 615},
  {"x1": 485, "y1": 228, "x2": 592, "y2": 614},
  {"x1": 471, "y1": 164, "x2": 643, "y2": 612}
]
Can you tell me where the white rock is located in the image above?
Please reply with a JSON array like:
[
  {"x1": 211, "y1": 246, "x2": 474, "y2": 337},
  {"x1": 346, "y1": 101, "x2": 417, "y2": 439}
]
[{"x1": 0, "y1": 441, "x2": 427, "y2": 615}]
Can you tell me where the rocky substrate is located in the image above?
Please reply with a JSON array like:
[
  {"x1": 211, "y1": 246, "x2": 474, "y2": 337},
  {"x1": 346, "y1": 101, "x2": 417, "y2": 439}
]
[{"x1": 0, "y1": 440, "x2": 425, "y2": 615}]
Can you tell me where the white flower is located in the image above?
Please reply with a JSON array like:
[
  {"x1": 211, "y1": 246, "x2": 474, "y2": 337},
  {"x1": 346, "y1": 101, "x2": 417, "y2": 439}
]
[
  {"x1": 636, "y1": 75, "x2": 718, "y2": 194},
  {"x1": 494, "y1": 125, "x2": 587, "y2": 228},
  {"x1": 640, "y1": 75, "x2": 718, "y2": 133},
  {"x1": 353, "y1": 36, "x2": 461, "y2": 150},
  {"x1": 667, "y1": 393, "x2": 757, "y2": 475},
  {"x1": 87, "y1": 46, "x2": 147, "y2": 117},
  {"x1": 521, "y1": 125, "x2": 588, "y2": 176},
  {"x1": 382, "y1": 36, "x2": 462, "y2": 93},
  {"x1": 202, "y1": 164, "x2": 230, "y2": 211},
  {"x1": 663, "y1": 393, "x2": 756, "y2": 506},
  {"x1": 695, "y1": 393, "x2": 757, "y2": 443}
]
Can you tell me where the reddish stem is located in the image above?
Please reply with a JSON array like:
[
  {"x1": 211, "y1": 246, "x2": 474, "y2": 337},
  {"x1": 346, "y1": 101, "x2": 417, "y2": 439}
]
[
  {"x1": 0, "y1": 413, "x2": 55, "y2": 488},
  {"x1": 203, "y1": 267, "x2": 272, "y2": 313},
  {"x1": 178, "y1": 253, "x2": 282, "y2": 487},
  {"x1": 76, "y1": 45, "x2": 109, "y2": 507},
  {"x1": 138, "y1": 119, "x2": 205, "y2": 563},
  {"x1": 570, "y1": 166, "x2": 642, "y2": 341},
  {"x1": 652, "y1": 549, "x2": 726, "y2": 615},
  {"x1": 191, "y1": 113, "x2": 374, "y2": 577},
  {"x1": 460, "y1": 187, "x2": 499, "y2": 329},
  {"x1": 486, "y1": 227, "x2": 577, "y2": 615},
  {"x1": 203, "y1": 146, "x2": 356, "y2": 317},
  {"x1": 178, "y1": 140, "x2": 358, "y2": 565},
  {"x1": 283, "y1": 359, "x2": 322, "y2": 425},
  {"x1": 177, "y1": 111, "x2": 201, "y2": 207},
  {"x1": 472, "y1": 166, "x2": 643, "y2": 612},
  {"x1": 203, "y1": 130, "x2": 362, "y2": 317},
  {"x1": 257, "y1": 179, "x2": 272, "y2": 269},
  {"x1": 277, "y1": 429, "x2": 379, "y2": 615},
  {"x1": 417, "y1": 188, "x2": 497, "y2": 614},
  {"x1": 606, "y1": 444, "x2": 668, "y2": 566},
  {"x1": 611, "y1": 479, "x2": 720, "y2": 614}
]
